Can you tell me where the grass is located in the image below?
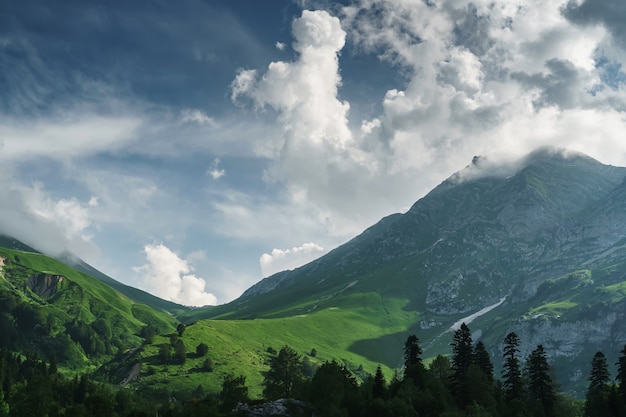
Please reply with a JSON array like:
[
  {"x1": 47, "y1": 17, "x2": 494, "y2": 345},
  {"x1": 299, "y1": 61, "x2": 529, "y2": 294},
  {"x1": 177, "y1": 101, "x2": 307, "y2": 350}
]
[{"x1": 136, "y1": 293, "x2": 420, "y2": 398}]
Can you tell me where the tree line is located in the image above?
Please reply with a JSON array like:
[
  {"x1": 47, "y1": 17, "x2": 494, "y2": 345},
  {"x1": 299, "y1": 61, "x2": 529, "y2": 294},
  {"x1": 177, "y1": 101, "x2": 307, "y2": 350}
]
[{"x1": 2, "y1": 322, "x2": 626, "y2": 416}]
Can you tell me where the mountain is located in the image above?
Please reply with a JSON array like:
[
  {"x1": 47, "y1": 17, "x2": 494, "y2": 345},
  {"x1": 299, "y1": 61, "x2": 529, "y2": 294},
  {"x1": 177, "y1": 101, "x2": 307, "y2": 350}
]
[
  {"x1": 0, "y1": 234, "x2": 187, "y2": 314},
  {"x1": 0, "y1": 246, "x2": 179, "y2": 371},
  {"x1": 4, "y1": 146, "x2": 626, "y2": 398},
  {"x1": 184, "y1": 147, "x2": 626, "y2": 395}
]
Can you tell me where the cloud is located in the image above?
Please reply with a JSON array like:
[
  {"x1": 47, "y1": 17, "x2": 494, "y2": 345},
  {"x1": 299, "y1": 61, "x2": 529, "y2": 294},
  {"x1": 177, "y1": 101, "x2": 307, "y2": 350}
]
[
  {"x1": 207, "y1": 158, "x2": 225, "y2": 180},
  {"x1": 260, "y1": 242, "x2": 326, "y2": 277},
  {"x1": 180, "y1": 108, "x2": 216, "y2": 126},
  {"x1": 133, "y1": 244, "x2": 218, "y2": 307},
  {"x1": 0, "y1": 178, "x2": 98, "y2": 258},
  {"x1": 276, "y1": 41, "x2": 286, "y2": 51},
  {"x1": 0, "y1": 114, "x2": 141, "y2": 161},
  {"x1": 564, "y1": 0, "x2": 626, "y2": 51}
]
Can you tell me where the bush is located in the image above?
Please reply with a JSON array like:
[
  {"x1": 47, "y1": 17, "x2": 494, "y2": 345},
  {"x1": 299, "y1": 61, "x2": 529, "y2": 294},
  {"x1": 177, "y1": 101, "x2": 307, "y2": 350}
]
[
  {"x1": 202, "y1": 358, "x2": 214, "y2": 372},
  {"x1": 196, "y1": 343, "x2": 209, "y2": 357}
]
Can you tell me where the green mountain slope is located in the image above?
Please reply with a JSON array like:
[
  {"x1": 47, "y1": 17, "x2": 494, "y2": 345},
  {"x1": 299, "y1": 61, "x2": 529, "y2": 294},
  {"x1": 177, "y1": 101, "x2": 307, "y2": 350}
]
[
  {"x1": 180, "y1": 147, "x2": 626, "y2": 395},
  {"x1": 0, "y1": 247, "x2": 178, "y2": 371},
  {"x1": 4, "y1": 147, "x2": 626, "y2": 397}
]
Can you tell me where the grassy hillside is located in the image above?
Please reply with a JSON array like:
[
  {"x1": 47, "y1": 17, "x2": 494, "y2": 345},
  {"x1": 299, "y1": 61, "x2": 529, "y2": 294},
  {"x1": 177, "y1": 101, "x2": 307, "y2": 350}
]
[
  {"x1": 133, "y1": 294, "x2": 418, "y2": 398},
  {"x1": 0, "y1": 247, "x2": 178, "y2": 371}
]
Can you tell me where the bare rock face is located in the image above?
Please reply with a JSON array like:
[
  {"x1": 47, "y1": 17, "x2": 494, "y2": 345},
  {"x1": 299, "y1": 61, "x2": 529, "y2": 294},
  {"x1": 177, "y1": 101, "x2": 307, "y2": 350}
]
[{"x1": 25, "y1": 273, "x2": 65, "y2": 298}]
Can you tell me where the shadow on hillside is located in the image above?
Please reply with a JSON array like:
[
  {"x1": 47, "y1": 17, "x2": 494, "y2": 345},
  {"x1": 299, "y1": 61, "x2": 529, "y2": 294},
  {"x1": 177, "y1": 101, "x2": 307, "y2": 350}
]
[{"x1": 348, "y1": 327, "x2": 422, "y2": 370}]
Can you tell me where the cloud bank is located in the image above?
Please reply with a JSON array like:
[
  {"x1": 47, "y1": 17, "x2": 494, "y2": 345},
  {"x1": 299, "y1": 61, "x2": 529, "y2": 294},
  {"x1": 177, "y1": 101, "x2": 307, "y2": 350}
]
[
  {"x1": 260, "y1": 242, "x2": 325, "y2": 277},
  {"x1": 133, "y1": 244, "x2": 218, "y2": 307}
]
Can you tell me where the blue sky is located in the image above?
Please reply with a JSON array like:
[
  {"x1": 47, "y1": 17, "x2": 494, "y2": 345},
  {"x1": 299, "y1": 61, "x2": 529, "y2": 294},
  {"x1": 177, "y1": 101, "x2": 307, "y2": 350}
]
[{"x1": 2, "y1": 0, "x2": 626, "y2": 306}]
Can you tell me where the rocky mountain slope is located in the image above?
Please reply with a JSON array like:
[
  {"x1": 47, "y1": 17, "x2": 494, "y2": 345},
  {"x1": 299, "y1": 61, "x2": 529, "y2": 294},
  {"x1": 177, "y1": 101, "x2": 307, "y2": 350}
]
[{"x1": 189, "y1": 147, "x2": 626, "y2": 395}]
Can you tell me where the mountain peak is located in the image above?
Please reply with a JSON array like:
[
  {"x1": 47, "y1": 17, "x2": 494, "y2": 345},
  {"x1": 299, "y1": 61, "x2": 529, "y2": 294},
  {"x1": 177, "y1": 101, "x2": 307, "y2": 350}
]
[{"x1": 523, "y1": 145, "x2": 597, "y2": 165}]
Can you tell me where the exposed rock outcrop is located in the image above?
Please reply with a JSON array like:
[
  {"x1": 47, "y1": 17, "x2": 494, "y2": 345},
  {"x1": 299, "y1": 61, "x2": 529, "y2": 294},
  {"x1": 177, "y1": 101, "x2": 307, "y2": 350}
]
[{"x1": 25, "y1": 273, "x2": 65, "y2": 298}]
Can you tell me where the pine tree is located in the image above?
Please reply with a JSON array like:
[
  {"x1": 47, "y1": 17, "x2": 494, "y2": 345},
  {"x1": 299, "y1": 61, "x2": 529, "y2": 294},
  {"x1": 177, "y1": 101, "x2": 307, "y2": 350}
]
[
  {"x1": 403, "y1": 334, "x2": 425, "y2": 383},
  {"x1": 220, "y1": 374, "x2": 248, "y2": 413},
  {"x1": 473, "y1": 341, "x2": 494, "y2": 383},
  {"x1": 585, "y1": 351, "x2": 611, "y2": 417},
  {"x1": 588, "y1": 351, "x2": 610, "y2": 393},
  {"x1": 502, "y1": 332, "x2": 523, "y2": 402},
  {"x1": 262, "y1": 345, "x2": 304, "y2": 400},
  {"x1": 310, "y1": 360, "x2": 358, "y2": 416},
  {"x1": 450, "y1": 323, "x2": 474, "y2": 407},
  {"x1": 372, "y1": 365, "x2": 387, "y2": 399},
  {"x1": 526, "y1": 344, "x2": 556, "y2": 417},
  {"x1": 616, "y1": 344, "x2": 626, "y2": 403}
]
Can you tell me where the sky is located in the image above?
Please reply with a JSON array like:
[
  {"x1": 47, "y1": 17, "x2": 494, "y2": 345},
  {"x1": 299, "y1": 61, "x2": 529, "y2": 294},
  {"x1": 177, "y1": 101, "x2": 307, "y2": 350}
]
[{"x1": 2, "y1": 0, "x2": 626, "y2": 306}]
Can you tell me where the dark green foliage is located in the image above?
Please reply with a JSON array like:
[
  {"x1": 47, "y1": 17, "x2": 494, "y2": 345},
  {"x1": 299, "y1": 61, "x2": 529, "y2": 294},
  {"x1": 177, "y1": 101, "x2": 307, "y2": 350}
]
[
  {"x1": 403, "y1": 334, "x2": 425, "y2": 384},
  {"x1": 159, "y1": 343, "x2": 172, "y2": 365},
  {"x1": 174, "y1": 339, "x2": 186, "y2": 365},
  {"x1": 526, "y1": 344, "x2": 556, "y2": 417},
  {"x1": 450, "y1": 323, "x2": 473, "y2": 407},
  {"x1": 588, "y1": 351, "x2": 610, "y2": 393},
  {"x1": 372, "y1": 365, "x2": 387, "y2": 399},
  {"x1": 309, "y1": 348, "x2": 317, "y2": 357},
  {"x1": 502, "y1": 332, "x2": 524, "y2": 402},
  {"x1": 585, "y1": 351, "x2": 611, "y2": 417},
  {"x1": 429, "y1": 354, "x2": 452, "y2": 386},
  {"x1": 176, "y1": 323, "x2": 186, "y2": 337},
  {"x1": 220, "y1": 373, "x2": 248, "y2": 413},
  {"x1": 302, "y1": 356, "x2": 318, "y2": 378},
  {"x1": 140, "y1": 325, "x2": 156, "y2": 344},
  {"x1": 473, "y1": 341, "x2": 494, "y2": 383},
  {"x1": 310, "y1": 360, "x2": 358, "y2": 416},
  {"x1": 617, "y1": 345, "x2": 626, "y2": 402},
  {"x1": 262, "y1": 345, "x2": 304, "y2": 400},
  {"x1": 196, "y1": 342, "x2": 209, "y2": 357},
  {"x1": 202, "y1": 358, "x2": 214, "y2": 372}
]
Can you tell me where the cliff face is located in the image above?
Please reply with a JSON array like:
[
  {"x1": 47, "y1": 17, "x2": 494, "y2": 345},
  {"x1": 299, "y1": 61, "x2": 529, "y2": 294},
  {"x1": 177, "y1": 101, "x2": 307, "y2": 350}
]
[{"x1": 26, "y1": 273, "x2": 65, "y2": 298}]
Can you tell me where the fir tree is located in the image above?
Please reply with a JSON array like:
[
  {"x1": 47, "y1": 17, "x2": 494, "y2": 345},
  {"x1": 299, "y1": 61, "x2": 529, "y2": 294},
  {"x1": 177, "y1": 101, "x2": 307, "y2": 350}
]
[
  {"x1": 372, "y1": 365, "x2": 387, "y2": 399},
  {"x1": 526, "y1": 344, "x2": 556, "y2": 417},
  {"x1": 450, "y1": 322, "x2": 474, "y2": 407},
  {"x1": 263, "y1": 345, "x2": 304, "y2": 400},
  {"x1": 473, "y1": 341, "x2": 494, "y2": 383},
  {"x1": 616, "y1": 344, "x2": 626, "y2": 403},
  {"x1": 502, "y1": 332, "x2": 524, "y2": 402},
  {"x1": 585, "y1": 351, "x2": 611, "y2": 417},
  {"x1": 403, "y1": 334, "x2": 424, "y2": 383}
]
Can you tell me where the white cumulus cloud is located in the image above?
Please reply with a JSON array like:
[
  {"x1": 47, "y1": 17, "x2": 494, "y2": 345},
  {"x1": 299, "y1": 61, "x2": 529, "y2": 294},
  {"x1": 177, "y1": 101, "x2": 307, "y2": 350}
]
[
  {"x1": 207, "y1": 158, "x2": 226, "y2": 180},
  {"x1": 180, "y1": 108, "x2": 216, "y2": 126},
  {"x1": 260, "y1": 242, "x2": 326, "y2": 277},
  {"x1": 133, "y1": 244, "x2": 218, "y2": 307}
]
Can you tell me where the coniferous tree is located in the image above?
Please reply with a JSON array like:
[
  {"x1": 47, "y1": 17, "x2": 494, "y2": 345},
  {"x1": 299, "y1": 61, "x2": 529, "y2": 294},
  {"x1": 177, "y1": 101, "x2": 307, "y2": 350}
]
[
  {"x1": 450, "y1": 322, "x2": 474, "y2": 407},
  {"x1": 526, "y1": 344, "x2": 556, "y2": 417},
  {"x1": 403, "y1": 334, "x2": 425, "y2": 384},
  {"x1": 310, "y1": 360, "x2": 359, "y2": 416},
  {"x1": 263, "y1": 345, "x2": 304, "y2": 400},
  {"x1": 220, "y1": 374, "x2": 248, "y2": 413},
  {"x1": 372, "y1": 365, "x2": 387, "y2": 399},
  {"x1": 617, "y1": 344, "x2": 626, "y2": 404},
  {"x1": 173, "y1": 339, "x2": 186, "y2": 365},
  {"x1": 585, "y1": 351, "x2": 611, "y2": 417},
  {"x1": 430, "y1": 354, "x2": 452, "y2": 386},
  {"x1": 502, "y1": 332, "x2": 524, "y2": 402},
  {"x1": 473, "y1": 341, "x2": 494, "y2": 383}
]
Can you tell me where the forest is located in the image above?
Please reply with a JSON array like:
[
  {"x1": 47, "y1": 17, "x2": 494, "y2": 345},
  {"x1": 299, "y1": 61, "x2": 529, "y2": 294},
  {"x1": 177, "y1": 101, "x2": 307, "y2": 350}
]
[{"x1": 1, "y1": 322, "x2": 624, "y2": 417}]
